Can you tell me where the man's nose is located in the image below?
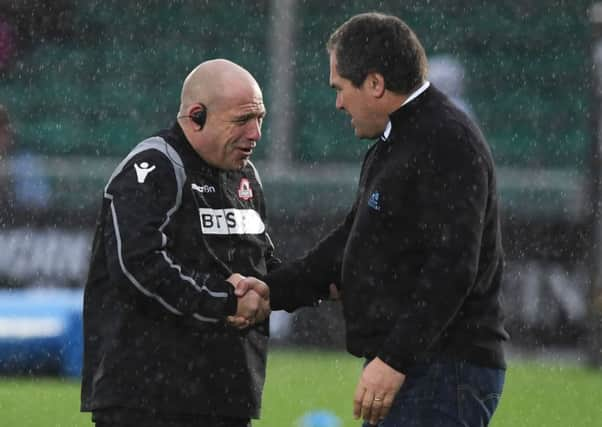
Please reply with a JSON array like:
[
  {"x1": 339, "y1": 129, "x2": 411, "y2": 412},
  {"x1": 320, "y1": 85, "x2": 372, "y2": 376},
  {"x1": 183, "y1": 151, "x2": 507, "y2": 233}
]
[
  {"x1": 335, "y1": 93, "x2": 344, "y2": 110},
  {"x1": 246, "y1": 118, "x2": 262, "y2": 141}
]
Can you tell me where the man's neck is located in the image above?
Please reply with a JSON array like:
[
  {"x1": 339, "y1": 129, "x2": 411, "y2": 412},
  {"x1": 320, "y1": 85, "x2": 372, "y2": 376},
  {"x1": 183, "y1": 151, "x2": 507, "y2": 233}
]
[
  {"x1": 383, "y1": 81, "x2": 430, "y2": 115},
  {"x1": 383, "y1": 93, "x2": 410, "y2": 116}
]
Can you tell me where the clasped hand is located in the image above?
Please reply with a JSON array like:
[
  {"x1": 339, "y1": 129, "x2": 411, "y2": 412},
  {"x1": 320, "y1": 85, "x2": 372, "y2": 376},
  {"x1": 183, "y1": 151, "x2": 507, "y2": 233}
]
[{"x1": 226, "y1": 273, "x2": 270, "y2": 329}]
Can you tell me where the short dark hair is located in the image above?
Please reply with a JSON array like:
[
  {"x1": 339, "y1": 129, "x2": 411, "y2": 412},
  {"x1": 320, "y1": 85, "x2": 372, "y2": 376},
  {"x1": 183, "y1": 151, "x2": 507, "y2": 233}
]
[{"x1": 327, "y1": 12, "x2": 428, "y2": 94}]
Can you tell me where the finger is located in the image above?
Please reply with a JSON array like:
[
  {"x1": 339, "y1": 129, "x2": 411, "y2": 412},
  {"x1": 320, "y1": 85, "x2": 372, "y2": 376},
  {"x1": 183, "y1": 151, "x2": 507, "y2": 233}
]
[
  {"x1": 226, "y1": 315, "x2": 249, "y2": 327},
  {"x1": 361, "y1": 389, "x2": 375, "y2": 424},
  {"x1": 369, "y1": 395, "x2": 384, "y2": 425},
  {"x1": 226, "y1": 273, "x2": 245, "y2": 286},
  {"x1": 233, "y1": 280, "x2": 250, "y2": 297},
  {"x1": 226, "y1": 316, "x2": 250, "y2": 329},
  {"x1": 255, "y1": 303, "x2": 271, "y2": 323},
  {"x1": 227, "y1": 274, "x2": 247, "y2": 296},
  {"x1": 247, "y1": 310, "x2": 259, "y2": 326},
  {"x1": 246, "y1": 278, "x2": 270, "y2": 299},
  {"x1": 261, "y1": 298, "x2": 271, "y2": 314},
  {"x1": 377, "y1": 393, "x2": 395, "y2": 422},
  {"x1": 353, "y1": 382, "x2": 366, "y2": 419},
  {"x1": 236, "y1": 278, "x2": 258, "y2": 297},
  {"x1": 254, "y1": 309, "x2": 266, "y2": 323}
]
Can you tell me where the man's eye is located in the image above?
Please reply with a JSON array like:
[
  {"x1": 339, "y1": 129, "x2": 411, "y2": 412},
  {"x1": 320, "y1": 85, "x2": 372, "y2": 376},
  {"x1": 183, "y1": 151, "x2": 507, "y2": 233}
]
[{"x1": 234, "y1": 116, "x2": 263, "y2": 126}]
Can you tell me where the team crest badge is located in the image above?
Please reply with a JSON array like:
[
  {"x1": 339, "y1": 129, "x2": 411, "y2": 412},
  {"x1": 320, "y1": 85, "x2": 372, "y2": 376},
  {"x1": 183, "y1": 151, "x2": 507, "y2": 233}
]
[
  {"x1": 237, "y1": 178, "x2": 253, "y2": 201},
  {"x1": 368, "y1": 191, "x2": 381, "y2": 211}
]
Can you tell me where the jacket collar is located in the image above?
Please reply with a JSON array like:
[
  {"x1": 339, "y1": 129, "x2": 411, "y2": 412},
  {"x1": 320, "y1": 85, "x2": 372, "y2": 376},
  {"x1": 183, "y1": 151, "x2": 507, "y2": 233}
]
[
  {"x1": 167, "y1": 122, "x2": 221, "y2": 177},
  {"x1": 382, "y1": 81, "x2": 433, "y2": 142}
]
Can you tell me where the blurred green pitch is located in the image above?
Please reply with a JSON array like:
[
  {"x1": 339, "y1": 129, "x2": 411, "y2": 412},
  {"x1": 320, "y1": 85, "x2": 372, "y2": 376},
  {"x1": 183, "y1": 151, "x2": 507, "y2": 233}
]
[{"x1": 0, "y1": 350, "x2": 601, "y2": 427}]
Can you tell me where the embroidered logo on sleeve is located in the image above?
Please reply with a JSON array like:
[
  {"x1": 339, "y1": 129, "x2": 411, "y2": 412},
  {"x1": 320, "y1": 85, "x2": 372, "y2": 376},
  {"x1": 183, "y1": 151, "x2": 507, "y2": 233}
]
[
  {"x1": 134, "y1": 162, "x2": 156, "y2": 183},
  {"x1": 237, "y1": 178, "x2": 253, "y2": 201},
  {"x1": 368, "y1": 191, "x2": 381, "y2": 211}
]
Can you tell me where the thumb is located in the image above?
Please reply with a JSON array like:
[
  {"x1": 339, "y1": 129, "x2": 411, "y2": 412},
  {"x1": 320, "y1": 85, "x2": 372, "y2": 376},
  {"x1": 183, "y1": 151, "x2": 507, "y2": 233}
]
[
  {"x1": 237, "y1": 277, "x2": 269, "y2": 299},
  {"x1": 234, "y1": 279, "x2": 250, "y2": 297},
  {"x1": 226, "y1": 273, "x2": 247, "y2": 296}
]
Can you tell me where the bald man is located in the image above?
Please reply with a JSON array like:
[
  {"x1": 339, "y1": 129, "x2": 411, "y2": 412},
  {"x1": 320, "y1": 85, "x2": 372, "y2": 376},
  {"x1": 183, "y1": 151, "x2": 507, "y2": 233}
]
[{"x1": 81, "y1": 59, "x2": 278, "y2": 427}]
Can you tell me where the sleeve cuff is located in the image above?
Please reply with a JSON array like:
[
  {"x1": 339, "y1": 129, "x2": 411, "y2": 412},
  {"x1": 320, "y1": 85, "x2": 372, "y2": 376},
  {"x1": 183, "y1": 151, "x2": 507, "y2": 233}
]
[
  {"x1": 195, "y1": 274, "x2": 238, "y2": 319},
  {"x1": 376, "y1": 344, "x2": 417, "y2": 375},
  {"x1": 265, "y1": 268, "x2": 321, "y2": 312}
]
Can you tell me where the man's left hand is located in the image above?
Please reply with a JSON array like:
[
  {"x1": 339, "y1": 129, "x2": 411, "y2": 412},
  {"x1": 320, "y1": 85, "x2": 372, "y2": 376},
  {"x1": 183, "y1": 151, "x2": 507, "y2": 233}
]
[{"x1": 353, "y1": 357, "x2": 405, "y2": 425}]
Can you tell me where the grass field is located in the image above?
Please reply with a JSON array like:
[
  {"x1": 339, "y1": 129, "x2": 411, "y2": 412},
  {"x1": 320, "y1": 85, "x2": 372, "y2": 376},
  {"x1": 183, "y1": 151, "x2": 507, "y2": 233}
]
[{"x1": 1, "y1": 349, "x2": 602, "y2": 427}]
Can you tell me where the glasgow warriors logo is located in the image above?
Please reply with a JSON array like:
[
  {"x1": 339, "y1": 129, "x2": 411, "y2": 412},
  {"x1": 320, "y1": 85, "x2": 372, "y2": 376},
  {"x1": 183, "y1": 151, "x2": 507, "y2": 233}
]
[{"x1": 368, "y1": 191, "x2": 381, "y2": 211}]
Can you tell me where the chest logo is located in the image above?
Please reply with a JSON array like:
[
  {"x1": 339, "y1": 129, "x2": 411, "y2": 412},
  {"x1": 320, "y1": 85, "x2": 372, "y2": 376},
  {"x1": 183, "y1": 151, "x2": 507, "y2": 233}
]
[
  {"x1": 237, "y1": 178, "x2": 253, "y2": 201},
  {"x1": 192, "y1": 183, "x2": 216, "y2": 194},
  {"x1": 134, "y1": 162, "x2": 156, "y2": 183},
  {"x1": 368, "y1": 191, "x2": 381, "y2": 211},
  {"x1": 198, "y1": 208, "x2": 265, "y2": 235}
]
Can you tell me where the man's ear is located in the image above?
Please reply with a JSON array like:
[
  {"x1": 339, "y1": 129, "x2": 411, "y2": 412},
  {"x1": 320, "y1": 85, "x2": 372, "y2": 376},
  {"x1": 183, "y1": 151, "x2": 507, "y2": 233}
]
[{"x1": 366, "y1": 72, "x2": 386, "y2": 98}]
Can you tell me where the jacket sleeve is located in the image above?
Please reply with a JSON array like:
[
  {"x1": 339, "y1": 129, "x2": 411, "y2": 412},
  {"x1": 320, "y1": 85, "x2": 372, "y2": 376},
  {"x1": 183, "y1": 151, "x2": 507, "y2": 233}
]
[
  {"x1": 265, "y1": 231, "x2": 282, "y2": 272},
  {"x1": 377, "y1": 131, "x2": 490, "y2": 373},
  {"x1": 103, "y1": 149, "x2": 237, "y2": 323},
  {"x1": 266, "y1": 198, "x2": 357, "y2": 312}
]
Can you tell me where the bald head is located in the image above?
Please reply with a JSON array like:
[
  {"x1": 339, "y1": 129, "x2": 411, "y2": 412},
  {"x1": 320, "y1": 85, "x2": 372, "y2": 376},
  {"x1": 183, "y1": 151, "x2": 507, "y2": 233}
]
[
  {"x1": 178, "y1": 59, "x2": 260, "y2": 116},
  {"x1": 177, "y1": 59, "x2": 265, "y2": 170}
]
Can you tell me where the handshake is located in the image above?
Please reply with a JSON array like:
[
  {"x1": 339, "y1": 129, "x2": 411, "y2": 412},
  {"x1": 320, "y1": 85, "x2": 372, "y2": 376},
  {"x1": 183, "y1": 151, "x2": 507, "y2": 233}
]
[{"x1": 225, "y1": 273, "x2": 271, "y2": 329}]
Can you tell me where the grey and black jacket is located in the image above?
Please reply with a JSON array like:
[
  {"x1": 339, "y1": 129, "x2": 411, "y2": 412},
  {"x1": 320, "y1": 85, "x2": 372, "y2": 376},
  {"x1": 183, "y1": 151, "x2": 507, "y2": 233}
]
[{"x1": 81, "y1": 123, "x2": 278, "y2": 419}]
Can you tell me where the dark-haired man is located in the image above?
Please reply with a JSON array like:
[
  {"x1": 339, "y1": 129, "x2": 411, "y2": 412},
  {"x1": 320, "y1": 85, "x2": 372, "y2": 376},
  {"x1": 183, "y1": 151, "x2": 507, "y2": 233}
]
[{"x1": 265, "y1": 12, "x2": 508, "y2": 427}]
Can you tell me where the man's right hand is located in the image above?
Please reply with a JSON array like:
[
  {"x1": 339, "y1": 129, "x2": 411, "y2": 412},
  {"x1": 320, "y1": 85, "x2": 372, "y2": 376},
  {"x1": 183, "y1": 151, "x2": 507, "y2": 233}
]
[
  {"x1": 226, "y1": 274, "x2": 270, "y2": 329},
  {"x1": 235, "y1": 286, "x2": 270, "y2": 323},
  {"x1": 234, "y1": 276, "x2": 270, "y2": 300}
]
